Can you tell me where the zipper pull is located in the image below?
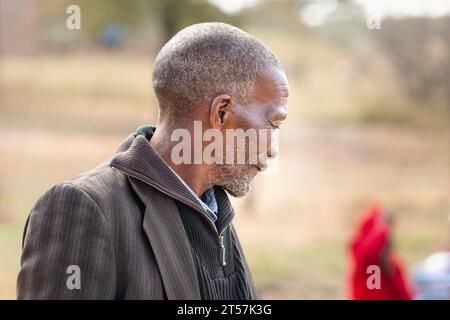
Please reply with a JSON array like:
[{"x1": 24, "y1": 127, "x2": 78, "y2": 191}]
[{"x1": 219, "y1": 235, "x2": 226, "y2": 266}]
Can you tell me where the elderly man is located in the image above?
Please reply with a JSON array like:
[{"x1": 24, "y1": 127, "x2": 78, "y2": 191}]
[{"x1": 17, "y1": 22, "x2": 289, "y2": 300}]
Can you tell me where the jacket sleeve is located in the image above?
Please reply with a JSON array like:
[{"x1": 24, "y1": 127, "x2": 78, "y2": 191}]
[{"x1": 17, "y1": 183, "x2": 117, "y2": 299}]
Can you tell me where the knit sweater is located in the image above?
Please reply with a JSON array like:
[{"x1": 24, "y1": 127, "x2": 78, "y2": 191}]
[{"x1": 176, "y1": 200, "x2": 252, "y2": 300}]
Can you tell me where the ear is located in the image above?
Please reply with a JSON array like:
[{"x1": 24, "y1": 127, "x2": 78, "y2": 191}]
[{"x1": 209, "y1": 94, "x2": 232, "y2": 129}]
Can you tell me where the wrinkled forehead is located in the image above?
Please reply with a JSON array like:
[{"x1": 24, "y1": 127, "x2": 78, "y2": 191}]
[
  {"x1": 253, "y1": 67, "x2": 289, "y2": 105},
  {"x1": 252, "y1": 67, "x2": 289, "y2": 118}
]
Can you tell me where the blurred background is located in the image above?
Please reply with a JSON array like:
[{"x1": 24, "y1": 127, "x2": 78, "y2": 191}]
[{"x1": 0, "y1": 0, "x2": 449, "y2": 299}]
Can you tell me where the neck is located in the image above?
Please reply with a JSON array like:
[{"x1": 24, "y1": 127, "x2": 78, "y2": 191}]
[{"x1": 149, "y1": 124, "x2": 212, "y2": 197}]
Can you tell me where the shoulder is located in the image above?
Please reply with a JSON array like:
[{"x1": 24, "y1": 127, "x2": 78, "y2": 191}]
[
  {"x1": 71, "y1": 164, "x2": 128, "y2": 201},
  {"x1": 34, "y1": 162, "x2": 131, "y2": 217}
]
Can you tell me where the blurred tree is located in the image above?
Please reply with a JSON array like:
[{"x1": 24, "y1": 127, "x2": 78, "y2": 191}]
[
  {"x1": 376, "y1": 17, "x2": 450, "y2": 110},
  {"x1": 73, "y1": 0, "x2": 242, "y2": 47},
  {"x1": 150, "y1": 0, "x2": 242, "y2": 44}
]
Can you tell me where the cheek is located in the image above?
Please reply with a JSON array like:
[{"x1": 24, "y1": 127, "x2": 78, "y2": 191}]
[
  {"x1": 226, "y1": 106, "x2": 273, "y2": 159},
  {"x1": 233, "y1": 105, "x2": 267, "y2": 130}
]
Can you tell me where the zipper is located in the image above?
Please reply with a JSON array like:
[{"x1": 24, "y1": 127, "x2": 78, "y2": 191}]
[
  {"x1": 219, "y1": 235, "x2": 226, "y2": 266},
  {"x1": 112, "y1": 165, "x2": 228, "y2": 267}
]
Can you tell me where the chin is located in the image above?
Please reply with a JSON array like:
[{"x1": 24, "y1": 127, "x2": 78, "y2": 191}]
[
  {"x1": 224, "y1": 183, "x2": 251, "y2": 198},
  {"x1": 216, "y1": 166, "x2": 254, "y2": 198}
]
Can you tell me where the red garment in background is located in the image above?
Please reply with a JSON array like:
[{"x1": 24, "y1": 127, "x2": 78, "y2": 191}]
[{"x1": 348, "y1": 203, "x2": 413, "y2": 300}]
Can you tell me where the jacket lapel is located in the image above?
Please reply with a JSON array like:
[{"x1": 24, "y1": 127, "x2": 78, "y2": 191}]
[{"x1": 129, "y1": 177, "x2": 201, "y2": 300}]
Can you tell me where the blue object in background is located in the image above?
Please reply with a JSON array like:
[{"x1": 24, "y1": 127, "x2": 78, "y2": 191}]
[
  {"x1": 98, "y1": 24, "x2": 127, "y2": 49},
  {"x1": 412, "y1": 251, "x2": 450, "y2": 300}
]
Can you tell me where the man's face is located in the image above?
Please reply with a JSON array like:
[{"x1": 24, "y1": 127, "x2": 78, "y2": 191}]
[{"x1": 213, "y1": 67, "x2": 289, "y2": 197}]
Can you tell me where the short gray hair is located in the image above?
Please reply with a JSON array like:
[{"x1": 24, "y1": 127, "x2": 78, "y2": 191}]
[{"x1": 152, "y1": 22, "x2": 284, "y2": 120}]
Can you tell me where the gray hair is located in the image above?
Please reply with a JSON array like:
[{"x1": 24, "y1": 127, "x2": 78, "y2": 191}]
[{"x1": 152, "y1": 22, "x2": 284, "y2": 121}]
